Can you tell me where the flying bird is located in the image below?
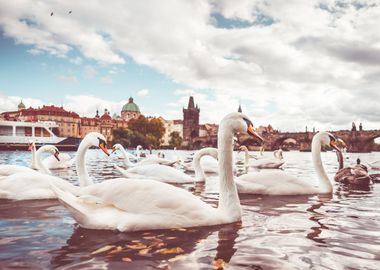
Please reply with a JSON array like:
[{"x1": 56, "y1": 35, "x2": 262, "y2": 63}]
[
  {"x1": 50, "y1": 12, "x2": 53, "y2": 16},
  {"x1": 69, "y1": 11, "x2": 72, "y2": 14}
]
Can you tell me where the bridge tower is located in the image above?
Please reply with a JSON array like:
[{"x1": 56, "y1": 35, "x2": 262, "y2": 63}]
[{"x1": 183, "y1": 96, "x2": 200, "y2": 148}]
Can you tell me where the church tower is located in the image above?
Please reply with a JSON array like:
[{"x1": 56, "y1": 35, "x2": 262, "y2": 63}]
[{"x1": 183, "y1": 96, "x2": 200, "y2": 145}]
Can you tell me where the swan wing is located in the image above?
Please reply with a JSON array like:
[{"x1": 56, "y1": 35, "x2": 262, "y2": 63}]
[
  {"x1": 126, "y1": 164, "x2": 194, "y2": 183},
  {"x1": 236, "y1": 170, "x2": 317, "y2": 195},
  {"x1": 0, "y1": 171, "x2": 79, "y2": 200},
  {"x1": 43, "y1": 153, "x2": 73, "y2": 169},
  {"x1": 52, "y1": 178, "x2": 219, "y2": 231},
  {"x1": 0, "y1": 165, "x2": 37, "y2": 177}
]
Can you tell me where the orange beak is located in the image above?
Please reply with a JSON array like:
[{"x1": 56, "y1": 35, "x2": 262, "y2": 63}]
[
  {"x1": 247, "y1": 125, "x2": 264, "y2": 143},
  {"x1": 330, "y1": 140, "x2": 341, "y2": 153},
  {"x1": 99, "y1": 143, "x2": 110, "y2": 156}
]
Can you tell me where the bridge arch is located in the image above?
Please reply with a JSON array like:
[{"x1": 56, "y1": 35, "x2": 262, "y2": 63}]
[
  {"x1": 272, "y1": 136, "x2": 300, "y2": 151},
  {"x1": 240, "y1": 138, "x2": 263, "y2": 147}
]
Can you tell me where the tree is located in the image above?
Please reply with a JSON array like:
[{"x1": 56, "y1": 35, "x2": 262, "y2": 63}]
[
  {"x1": 112, "y1": 128, "x2": 132, "y2": 147},
  {"x1": 113, "y1": 116, "x2": 165, "y2": 148},
  {"x1": 169, "y1": 131, "x2": 183, "y2": 149}
]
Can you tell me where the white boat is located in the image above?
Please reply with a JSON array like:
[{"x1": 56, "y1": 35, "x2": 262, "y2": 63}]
[{"x1": 0, "y1": 120, "x2": 67, "y2": 148}]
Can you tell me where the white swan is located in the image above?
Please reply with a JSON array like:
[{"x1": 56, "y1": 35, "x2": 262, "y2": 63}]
[
  {"x1": 191, "y1": 147, "x2": 219, "y2": 182},
  {"x1": 42, "y1": 152, "x2": 75, "y2": 169},
  {"x1": 182, "y1": 154, "x2": 219, "y2": 174},
  {"x1": 239, "y1": 145, "x2": 285, "y2": 169},
  {"x1": 50, "y1": 112, "x2": 263, "y2": 231},
  {"x1": 0, "y1": 145, "x2": 78, "y2": 200},
  {"x1": 112, "y1": 144, "x2": 178, "y2": 167},
  {"x1": 0, "y1": 132, "x2": 109, "y2": 200},
  {"x1": 0, "y1": 144, "x2": 60, "y2": 177},
  {"x1": 114, "y1": 162, "x2": 194, "y2": 184},
  {"x1": 235, "y1": 132, "x2": 341, "y2": 195},
  {"x1": 28, "y1": 140, "x2": 75, "y2": 170}
]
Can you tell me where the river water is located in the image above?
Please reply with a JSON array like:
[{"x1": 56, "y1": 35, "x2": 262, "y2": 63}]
[{"x1": 0, "y1": 149, "x2": 379, "y2": 269}]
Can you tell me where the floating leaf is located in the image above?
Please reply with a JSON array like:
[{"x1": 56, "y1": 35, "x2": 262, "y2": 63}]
[
  {"x1": 108, "y1": 246, "x2": 123, "y2": 254},
  {"x1": 213, "y1": 258, "x2": 226, "y2": 269},
  {"x1": 156, "y1": 247, "x2": 184, "y2": 254},
  {"x1": 91, "y1": 245, "x2": 116, "y2": 255},
  {"x1": 122, "y1": 257, "x2": 132, "y2": 262},
  {"x1": 177, "y1": 228, "x2": 187, "y2": 231},
  {"x1": 166, "y1": 236, "x2": 176, "y2": 240},
  {"x1": 131, "y1": 240, "x2": 140, "y2": 243},
  {"x1": 143, "y1": 236, "x2": 158, "y2": 240},
  {"x1": 138, "y1": 248, "x2": 151, "y2": 255},
  {"x1": 168, "y1": 255, "x2": 186, "y2": 262},
  {"x1": 127, "y1": 243, "x2": 147, "y2": 250}
]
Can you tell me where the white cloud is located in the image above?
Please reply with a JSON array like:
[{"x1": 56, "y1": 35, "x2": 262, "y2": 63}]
[
  {"x1": 0, "y1": 93, "x2": 44, "y2": 112},
  {"x1": 84, "y1": 65, "x2": 97, "y2": 78},
  {"x1": 1, "y1": 1, "x2": 380, "y2": 130},
  {"x1": 137, "y1": 89, "x2": 149, "y2": 97},
  {"x1": 69, "y1": 57, "x2": 83, "y2": 65},
  {"x1": 0, "y1": 93, "x2": 128, "y2": 119},
  {"x1": 55, "y1": 74, "x2": 78, "y2": 83},
  {"x1": 100, "y1": 75, "x2": 112, "y2": 84}
]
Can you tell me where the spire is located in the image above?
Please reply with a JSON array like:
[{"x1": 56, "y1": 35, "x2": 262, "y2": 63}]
[
  {"x1": 129, "y1": 97, "x2": 134, "y2": 103},
  {"x1": 238, "y1": 104, "x2": 242, "y2": 113},
  {"x1": 188, "y1": 96, "x2": 195, "y2": 109},
  {"x1": 95, "y1": 106, "x2": 99, "y2": 118}
]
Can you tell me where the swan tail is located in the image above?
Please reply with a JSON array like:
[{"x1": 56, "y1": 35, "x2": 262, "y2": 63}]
[{"x1": 50, "y1": 183, "x2": 90, "y2": 225}]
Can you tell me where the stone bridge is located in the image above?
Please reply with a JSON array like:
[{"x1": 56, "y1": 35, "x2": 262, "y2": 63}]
[{"x1": 191, "y1": 129, "x2": 380, "y2": 152}]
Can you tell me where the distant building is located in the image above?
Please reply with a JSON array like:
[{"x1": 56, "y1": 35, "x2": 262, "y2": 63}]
[
  {"x1": 199, "y1": 123, "x2": 218, "y2": 137},
  {"x1": 18, "y1": 100, "x2": 26, "y2": 111},
  {"x1": 80, "y1": 108, "x2": 128, "y2": 143},
  {"x1": 121, "y1": 97, "x2": 141, "y2": 121},
  {"x1": 159, "y1": 117, "x2": 183, "y2": 146},
  {"x1": 3, "y1": 104, "x2": 81, "y2": 138},
  {"x1": 183, "y1": 96, "x2": 200, "y2": 146}
]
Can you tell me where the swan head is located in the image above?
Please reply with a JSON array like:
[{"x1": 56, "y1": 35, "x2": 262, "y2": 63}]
[
  {"x1": 335, "y1": 138, "x2": 347, "y2": 150},
  {"x1": 221, "y1": 112, "x2": 264, "y2": 143},
  {"x1": 84, "y1": 132, "x2": 109, "y2": 156},
  {"x1": 136, "y1": 145, "x2": 143, "y2": 150},
  {"x1": 238, "y1": 145, "x2": 248, "y2": 153},
  {"x1": 44, "y1": 145, "x2": 61, "y2": 161},
  {"x1": 319, "y1": 132, "x2": 342, "y2": 153},
  {"x1": 111, "y1": 143, "x2": 124, "y2": 153}
]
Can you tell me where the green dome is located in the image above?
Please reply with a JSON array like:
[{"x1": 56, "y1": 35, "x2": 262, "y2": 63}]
[
  {"x1": 18, "y1": 100, "x2": 25, "y2": 110},
  {"x1": 122, "y1": 97, "x2": 140, "y2": 112}
]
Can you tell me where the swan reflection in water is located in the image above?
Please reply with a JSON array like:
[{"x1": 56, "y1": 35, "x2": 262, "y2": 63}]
[{"x1": 49, "y1": 223, "x2": 241, "y2": 269}]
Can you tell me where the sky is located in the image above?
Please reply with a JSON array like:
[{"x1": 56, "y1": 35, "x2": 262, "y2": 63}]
[{"x1": 0, "y1": 0, "x2": 380, "y2": 132}]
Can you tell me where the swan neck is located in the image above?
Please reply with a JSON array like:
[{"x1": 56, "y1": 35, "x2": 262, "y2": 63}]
[
  {"x1": 312, "y1": 135, "x2": 332, "y2": 193},
  {"x1": 36, "y1": 147, "x2": 51, "y2": 174},
  {"x1": 31, "y1": 144, "x2": 37, "y2": 169},
  {"x1": 336, "y1": 151, "x2": 343, "y2": 170},
  {"x1": 121, "y1": 148, "x2": 133, "y2": 168},
  {"x1": 217, "y1": 125, "x2": 241, "y2": 219},
  {"x1": 76, "y1": 138, "x2": 93, "y2": 187},
  {"x1": 193, "y1": 148, "x2": 217, "y2": 181}
]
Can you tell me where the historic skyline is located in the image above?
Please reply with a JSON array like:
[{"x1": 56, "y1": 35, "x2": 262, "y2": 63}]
[{"x1": 1, "y1": 1, "x2": 380, "y2": 132}]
